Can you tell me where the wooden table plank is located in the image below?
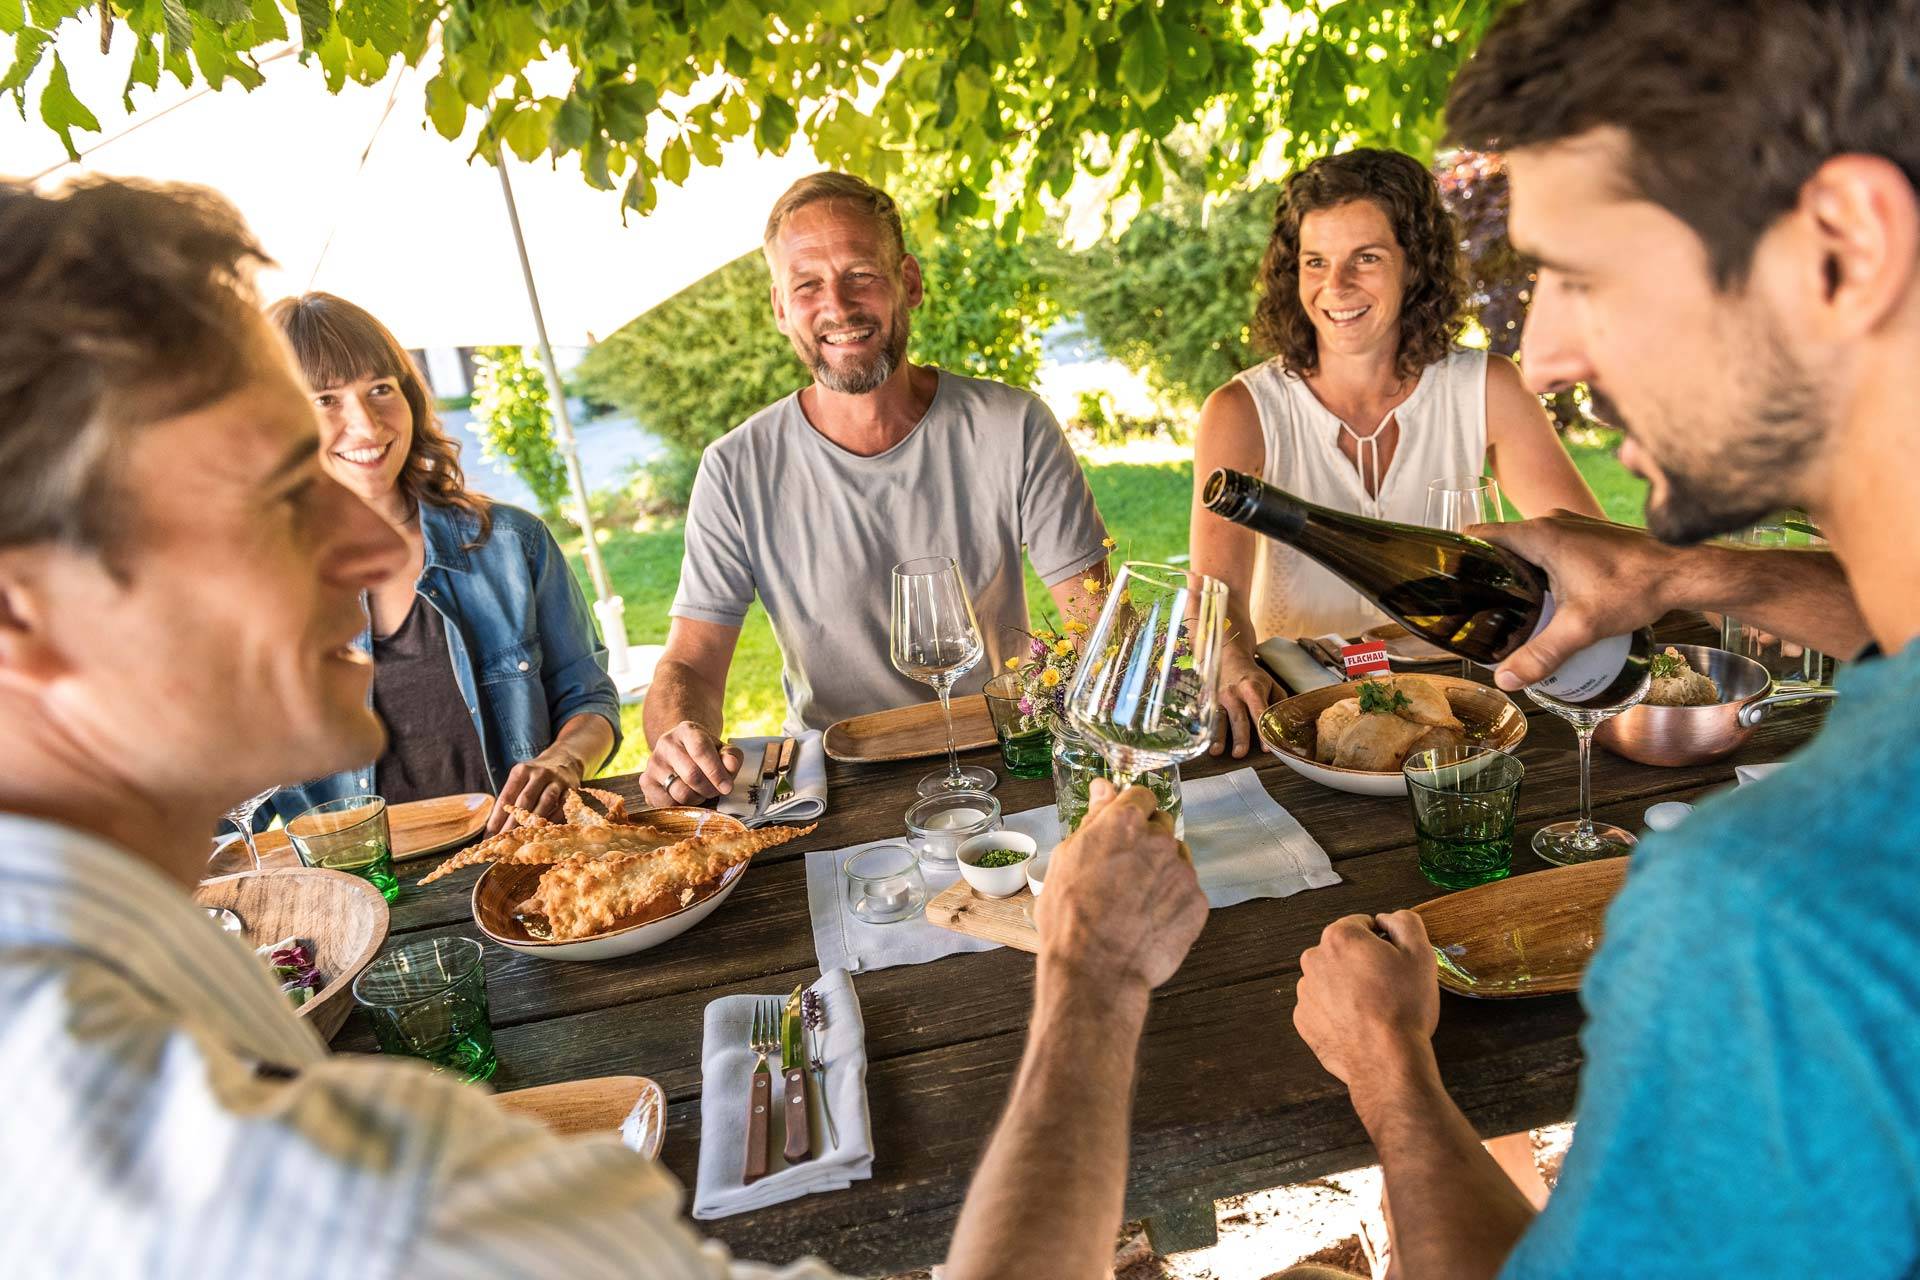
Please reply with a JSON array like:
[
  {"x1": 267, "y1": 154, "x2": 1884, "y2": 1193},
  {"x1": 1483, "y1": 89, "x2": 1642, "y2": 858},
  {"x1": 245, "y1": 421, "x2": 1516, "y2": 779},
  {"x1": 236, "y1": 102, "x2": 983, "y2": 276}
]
[{"x1": 327, "y1": 619, "x2": 1832, "y2": 1275}]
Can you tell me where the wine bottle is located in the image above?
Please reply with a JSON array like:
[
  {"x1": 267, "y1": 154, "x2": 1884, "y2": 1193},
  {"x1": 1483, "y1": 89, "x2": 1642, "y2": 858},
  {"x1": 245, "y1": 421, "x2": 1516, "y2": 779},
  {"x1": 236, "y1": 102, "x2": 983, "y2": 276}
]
[{"x1": 1201, "y1": 468, "x2": 1650, "y2": 707}]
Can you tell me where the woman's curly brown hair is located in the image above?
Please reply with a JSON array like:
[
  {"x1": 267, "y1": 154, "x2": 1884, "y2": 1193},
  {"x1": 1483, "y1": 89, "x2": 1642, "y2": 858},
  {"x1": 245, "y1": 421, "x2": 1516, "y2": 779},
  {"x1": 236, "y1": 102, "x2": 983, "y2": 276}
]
[
  {"x1": 267, "y1": 292, "x2": 493, "y2": 547},
  {"x1": 1251, "y1": 148, "x2": 1469, "y2": 382}
]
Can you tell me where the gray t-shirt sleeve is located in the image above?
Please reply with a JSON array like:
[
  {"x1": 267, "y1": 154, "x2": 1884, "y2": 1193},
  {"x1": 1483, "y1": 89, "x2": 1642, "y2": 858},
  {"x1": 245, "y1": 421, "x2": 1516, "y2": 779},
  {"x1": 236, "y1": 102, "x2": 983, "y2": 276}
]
[
  {"x1": 670, "y1": 446, "x2": 757, "y2": 628},
  {"x1": 1018, "y1": 400, "x2": 1109, "y2": 585}
]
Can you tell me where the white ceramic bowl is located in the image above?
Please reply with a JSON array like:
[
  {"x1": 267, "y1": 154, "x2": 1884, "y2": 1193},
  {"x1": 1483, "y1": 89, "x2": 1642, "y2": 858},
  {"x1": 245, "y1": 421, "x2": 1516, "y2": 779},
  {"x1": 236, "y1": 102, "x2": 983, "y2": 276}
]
[
  {"x1": 1256, "y1": 676, "x2": 1528, "y2": 798},
  {"x1": 958, "y1": 832, "x2": 1038, "y2": 898},
  {"x1": 1025, "y1": 851, "x2": 1051, "y2": 897},
  {"x1": 475, "y1": 860, "x2": 749, "y2": 962}
]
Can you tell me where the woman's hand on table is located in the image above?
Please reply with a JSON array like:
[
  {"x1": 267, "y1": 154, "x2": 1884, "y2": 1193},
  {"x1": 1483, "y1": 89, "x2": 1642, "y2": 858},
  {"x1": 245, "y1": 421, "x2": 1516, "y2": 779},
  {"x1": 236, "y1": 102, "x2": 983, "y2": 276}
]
[
  {"x1": 640, "y1": 721, "x2": 744, "y2": 808},
  {"x1": 1213, "y1": 644, "x2": 1278, "y2": 759},
  {"x1": 1035, "y1": 779, "x2": 1208, "y2": 993},
  {"x1": 488, "y1": 751, "x2": 586, "y2": 834}
]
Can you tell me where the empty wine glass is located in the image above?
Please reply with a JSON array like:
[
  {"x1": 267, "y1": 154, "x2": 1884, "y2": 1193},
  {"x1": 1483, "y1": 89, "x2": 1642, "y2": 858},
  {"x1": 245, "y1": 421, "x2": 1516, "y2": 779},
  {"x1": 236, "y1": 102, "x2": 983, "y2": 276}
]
[
  {"x1": 1064, "y1": 563, "x2": 1228, "y2": 789},
  {"x1": 1425, "y1": 475, "x2": 1505, "y2": 679},
  {"x1": 222, "y1": 785, "x2": 281, "y2": 873},
  {"x1": 1524, "y1": 691, "x2": 1638, "y2": 865},
  {"x1": 891, "y1": 556, "x2": 996, "y2": 797}
]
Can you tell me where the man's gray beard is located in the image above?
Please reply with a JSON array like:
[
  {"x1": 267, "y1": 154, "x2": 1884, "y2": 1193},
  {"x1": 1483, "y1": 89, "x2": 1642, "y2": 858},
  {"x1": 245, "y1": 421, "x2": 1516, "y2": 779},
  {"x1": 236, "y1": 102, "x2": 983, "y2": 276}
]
[
  {"x1": 1638, "y1": 328, "x2": 1827, "y2": 545},
  {"x1": 809, "y1": 312, "x2": 910, "y2": 395}
]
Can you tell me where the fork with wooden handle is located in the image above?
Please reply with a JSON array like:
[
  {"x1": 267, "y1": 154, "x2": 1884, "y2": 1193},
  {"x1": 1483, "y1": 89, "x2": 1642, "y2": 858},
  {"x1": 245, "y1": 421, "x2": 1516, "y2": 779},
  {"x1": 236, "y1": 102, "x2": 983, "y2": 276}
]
[{"x1": 743, "y1": 998, "x2": 779, "y2": 1183}]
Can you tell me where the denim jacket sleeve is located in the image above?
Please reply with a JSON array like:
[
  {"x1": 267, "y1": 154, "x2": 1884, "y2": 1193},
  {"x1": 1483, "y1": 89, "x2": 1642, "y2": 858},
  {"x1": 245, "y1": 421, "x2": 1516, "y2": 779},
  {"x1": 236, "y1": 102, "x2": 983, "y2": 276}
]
[{"x1": 523, "y1": 516, "x2": 623, "y2": 764}]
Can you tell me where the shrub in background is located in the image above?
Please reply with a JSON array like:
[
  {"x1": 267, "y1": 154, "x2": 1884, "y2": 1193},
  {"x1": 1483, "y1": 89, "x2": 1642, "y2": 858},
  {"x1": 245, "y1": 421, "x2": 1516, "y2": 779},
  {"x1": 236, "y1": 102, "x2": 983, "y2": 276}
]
[{"x1": 471, "y1": 345, "x2": 569, "y2": 520}]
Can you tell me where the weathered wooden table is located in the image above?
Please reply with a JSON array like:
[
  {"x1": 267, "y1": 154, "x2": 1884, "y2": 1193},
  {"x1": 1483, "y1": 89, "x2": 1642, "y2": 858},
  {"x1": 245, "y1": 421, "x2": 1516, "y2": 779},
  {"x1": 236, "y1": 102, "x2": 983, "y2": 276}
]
[{"x1": 335, "y1": 623, "x2": 1828, "y2": 1276}]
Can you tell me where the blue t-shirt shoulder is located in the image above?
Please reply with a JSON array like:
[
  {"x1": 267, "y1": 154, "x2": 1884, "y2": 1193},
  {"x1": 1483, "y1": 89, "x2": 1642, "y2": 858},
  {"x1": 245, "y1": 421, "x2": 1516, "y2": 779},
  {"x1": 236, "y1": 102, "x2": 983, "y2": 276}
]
[{"x1": 1504, "y1": 642, "x2": 1920, "y2": 1278}]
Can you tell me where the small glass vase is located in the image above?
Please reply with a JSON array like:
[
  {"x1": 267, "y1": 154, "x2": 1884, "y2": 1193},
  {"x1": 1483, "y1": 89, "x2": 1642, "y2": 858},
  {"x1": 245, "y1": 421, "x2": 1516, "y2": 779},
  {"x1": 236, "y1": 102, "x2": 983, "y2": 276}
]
[{"x1": 1051, "y1": 727, "x2": 1183, "y2": 837}]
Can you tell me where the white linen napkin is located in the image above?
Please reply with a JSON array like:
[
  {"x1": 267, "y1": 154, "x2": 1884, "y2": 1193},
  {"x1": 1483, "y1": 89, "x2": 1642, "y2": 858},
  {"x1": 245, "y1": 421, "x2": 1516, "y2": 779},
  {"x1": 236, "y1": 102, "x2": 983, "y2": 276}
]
[
  {"x1": 803, "y1": 768, "x2": 1338, "y2": 973},
  {"x1": 692, "y1": 967, "x2": 872, "y2": 1220},
  {"x1": 718, "y1": 731, "x2": 828, "y2": 827},
  {"x1": 1257, "y1": 636, "x2": 1344, "y2": 693}
]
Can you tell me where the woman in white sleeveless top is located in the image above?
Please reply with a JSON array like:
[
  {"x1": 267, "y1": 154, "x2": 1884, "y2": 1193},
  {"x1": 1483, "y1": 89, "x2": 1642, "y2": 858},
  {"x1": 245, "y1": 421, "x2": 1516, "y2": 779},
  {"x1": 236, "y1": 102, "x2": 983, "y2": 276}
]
[{"x1": 1191, "y1": 148, "x2": 1602, "y2": 759}]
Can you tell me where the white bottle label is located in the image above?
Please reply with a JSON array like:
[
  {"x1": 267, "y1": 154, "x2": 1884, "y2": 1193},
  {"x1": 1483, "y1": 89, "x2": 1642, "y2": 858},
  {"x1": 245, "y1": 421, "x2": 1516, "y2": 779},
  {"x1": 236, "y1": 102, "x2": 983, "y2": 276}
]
[{"x1": 1527, "y1": 593, "x2": 1631, "y2": 703}]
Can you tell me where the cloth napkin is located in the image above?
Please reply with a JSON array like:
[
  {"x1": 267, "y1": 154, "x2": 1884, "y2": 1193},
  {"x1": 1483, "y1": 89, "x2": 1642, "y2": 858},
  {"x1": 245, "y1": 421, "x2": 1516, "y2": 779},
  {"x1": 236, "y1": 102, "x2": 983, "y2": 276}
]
[
  {"x1": 803, "y1": 768, "x2": 1339, "y2": 973},
  {"x1": 718, "y1": 731, "x2": 828, "y2": 828},
  {"x1": 692, "y1": 967, "x2": 872, "y2": 1220},
  {"x1": 1257, "y1": 635, "x2": 1344, "y2": 693}
]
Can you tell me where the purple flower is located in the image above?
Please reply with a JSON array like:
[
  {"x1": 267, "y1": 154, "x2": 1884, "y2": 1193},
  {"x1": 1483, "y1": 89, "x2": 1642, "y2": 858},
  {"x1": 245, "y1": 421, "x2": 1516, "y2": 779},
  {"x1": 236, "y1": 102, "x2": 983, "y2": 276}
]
[
  {"x1": 1018, "y1": 695, "x2": 1034, "y2": 716},
  {"x1": 1029, "y1": 637, "x2": 1047, "y2": 658},
  {"x1": 801, "y1": 988, "x2": 824, "y2": 1031}
]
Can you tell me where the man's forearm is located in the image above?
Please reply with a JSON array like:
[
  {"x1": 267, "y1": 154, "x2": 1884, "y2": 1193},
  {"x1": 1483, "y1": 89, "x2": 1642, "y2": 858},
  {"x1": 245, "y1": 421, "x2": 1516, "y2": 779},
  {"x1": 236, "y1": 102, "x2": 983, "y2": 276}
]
[
  {"x1": 1669, "y1": 545, "x2": 1868, "y2": 657},
  {"x1": 1352, "y1": 1051, "x2": 1536, "y2": 1279},
  {"x1": 641, "y1": 659, "x2": 726, "y2": 746},
  {"x1": 945, "y1": 963, "x2": 1151, "y2": 1280}
]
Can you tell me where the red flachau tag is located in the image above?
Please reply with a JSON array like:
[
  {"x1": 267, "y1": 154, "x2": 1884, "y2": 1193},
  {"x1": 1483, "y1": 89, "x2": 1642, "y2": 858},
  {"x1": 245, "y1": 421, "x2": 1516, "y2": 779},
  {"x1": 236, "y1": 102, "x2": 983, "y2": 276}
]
[{"x1": 1340, "y1": 640, "x2": 1392, "y2": 678}]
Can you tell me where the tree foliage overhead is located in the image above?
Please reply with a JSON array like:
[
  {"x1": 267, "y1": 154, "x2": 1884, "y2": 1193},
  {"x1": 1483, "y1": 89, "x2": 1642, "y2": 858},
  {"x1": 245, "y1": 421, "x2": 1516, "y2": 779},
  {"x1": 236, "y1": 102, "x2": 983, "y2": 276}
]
[{"x1": 9, "y1": 0, "x2": 1511, "y2": 224}]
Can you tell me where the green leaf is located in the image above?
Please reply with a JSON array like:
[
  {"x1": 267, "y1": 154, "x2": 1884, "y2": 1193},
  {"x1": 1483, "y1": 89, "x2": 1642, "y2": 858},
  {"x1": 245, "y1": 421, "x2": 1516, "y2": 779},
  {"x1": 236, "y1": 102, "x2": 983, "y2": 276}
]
[
  {"x1": 338, "y1": 0, "x2": 406, "y2": 58},
  {"x1": 1118, "y1": 7, "x2": 1168, "y2": 105},
  {"x1": 551, "y1": 92, "x2": 590, "y2": 151},
  {"x1": 660, "y1": 134, "x2": 689, "y2": 183},
  {"x1": 0, "y1": 1, "x2": 24, "y2": 35},
  {"x1": 310, "y1": 25, "x2": 348, "y2": 90},
  {"x1": 686, "y1": 124, "x2": 720, "y2": 165},
  {"x1": 38, "y1": 51, "x2": 99, "y2": 159},
  {"x1": 502, "y1": 101, "x2": 553, "y2": 162},
  {"x1": 159, "y1": 0, "x2": 191, "y2": 53},
  {"x1": 1, "y1": 27, "x2": 51, "y2": 114},
  {"x1": 122, "y1": 33, "x2": 160, "y2": 109},
  {"x1": 754, "y1": 93, "x2": 796, "y2": 153},
  {"x1": 295, "y1": 0, "x2": 333, "y2": 46},
  {"x1": 198, "y1": 0, "x2": 250, "y2": 22},
  {"x1": 424, "y1": 70, "x2": 465, "y2": 138}
]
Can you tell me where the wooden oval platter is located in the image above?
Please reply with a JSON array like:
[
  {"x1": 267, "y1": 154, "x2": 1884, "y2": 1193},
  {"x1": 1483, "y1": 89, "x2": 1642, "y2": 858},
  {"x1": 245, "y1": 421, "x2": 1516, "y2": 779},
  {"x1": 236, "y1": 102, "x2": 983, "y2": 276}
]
[
  {"x1": 824, "y1": 695, "x2": 997, "y2": 763},
  {"x1": 218, "y1": 792, "x2": 495, "y2": 874},
  {"x1": 1413, "y1": 857, "x2": 1630, "y2": 999}
]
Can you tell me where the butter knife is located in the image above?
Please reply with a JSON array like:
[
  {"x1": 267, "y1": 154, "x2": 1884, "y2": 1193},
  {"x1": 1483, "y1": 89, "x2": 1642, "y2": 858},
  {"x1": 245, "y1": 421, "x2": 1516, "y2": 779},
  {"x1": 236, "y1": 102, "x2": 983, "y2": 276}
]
[
  {"x1": 779, "y1": 983, "x2": 812, "y2": 1164},
  {"x1": 748, "y1": 741, "x2": 779, "y2": 821}
]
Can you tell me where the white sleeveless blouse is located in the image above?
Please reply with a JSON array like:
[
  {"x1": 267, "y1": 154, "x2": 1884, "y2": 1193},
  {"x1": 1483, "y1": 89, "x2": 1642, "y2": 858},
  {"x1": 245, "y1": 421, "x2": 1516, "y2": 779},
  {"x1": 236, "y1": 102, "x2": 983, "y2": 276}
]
[{"x1": 1234, "y1": 346, "x2": 1489, "y2": 642}]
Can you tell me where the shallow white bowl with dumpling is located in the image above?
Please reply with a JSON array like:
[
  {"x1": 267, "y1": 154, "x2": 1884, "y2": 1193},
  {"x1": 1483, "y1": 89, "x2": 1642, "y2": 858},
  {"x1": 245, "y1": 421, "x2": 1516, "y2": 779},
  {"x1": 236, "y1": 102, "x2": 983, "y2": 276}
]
[{"x1": 1257, "y1": 675, "x2": 1529, "y2": 796}]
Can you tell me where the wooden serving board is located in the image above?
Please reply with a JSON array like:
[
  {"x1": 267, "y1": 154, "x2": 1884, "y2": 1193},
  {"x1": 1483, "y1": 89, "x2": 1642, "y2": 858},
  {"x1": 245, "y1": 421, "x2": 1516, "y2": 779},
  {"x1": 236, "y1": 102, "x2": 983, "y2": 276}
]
[
  {"x1": 823, "y1": 695, "x2": 997, "y2": 763},
  {"x1": 925, "y1": 878, "x2": 1040, "y2": 954},
  {"x1": 1413, "y1": 857, "x2": 1629, "y2": 999},
  {"x1": 497, "y1": 1075, "x2": 665, "y2": 1157},
  {"x1": 224, "y1": 792, "x2": 495, "y2": 872}
]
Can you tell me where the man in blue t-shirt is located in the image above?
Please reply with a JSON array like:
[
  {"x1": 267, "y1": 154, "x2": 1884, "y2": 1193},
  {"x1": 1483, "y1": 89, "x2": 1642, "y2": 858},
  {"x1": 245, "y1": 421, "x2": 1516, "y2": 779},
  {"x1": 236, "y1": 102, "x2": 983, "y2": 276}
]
[{"x1": 1289, "y1": 1, "x2": 1920, "y2": 1276}]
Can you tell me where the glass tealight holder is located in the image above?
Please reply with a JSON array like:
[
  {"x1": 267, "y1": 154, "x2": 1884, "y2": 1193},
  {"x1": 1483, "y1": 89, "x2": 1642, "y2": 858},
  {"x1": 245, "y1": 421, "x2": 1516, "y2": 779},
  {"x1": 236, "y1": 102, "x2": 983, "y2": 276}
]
[
  {"x1": 903, "y1": 790, "x2": 1002, "y2": 868},
  {"x1": 844, "y1": 844, "x2": 929, "y2": 926}
]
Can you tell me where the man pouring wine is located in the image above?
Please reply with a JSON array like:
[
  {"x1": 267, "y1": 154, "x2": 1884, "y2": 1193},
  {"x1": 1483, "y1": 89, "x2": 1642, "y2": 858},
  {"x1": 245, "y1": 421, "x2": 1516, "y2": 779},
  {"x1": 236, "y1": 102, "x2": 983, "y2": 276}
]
[{"x1": 1251, "y1": 1, "x2": 1920, "y2": 1276}]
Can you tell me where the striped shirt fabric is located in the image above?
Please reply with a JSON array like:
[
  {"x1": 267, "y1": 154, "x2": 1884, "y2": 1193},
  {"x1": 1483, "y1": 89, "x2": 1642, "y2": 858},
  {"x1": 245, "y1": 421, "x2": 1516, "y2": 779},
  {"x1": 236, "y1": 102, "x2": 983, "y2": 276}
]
[{"x1": 0, "y1": 813, "x2": 843, "y2": 1280}]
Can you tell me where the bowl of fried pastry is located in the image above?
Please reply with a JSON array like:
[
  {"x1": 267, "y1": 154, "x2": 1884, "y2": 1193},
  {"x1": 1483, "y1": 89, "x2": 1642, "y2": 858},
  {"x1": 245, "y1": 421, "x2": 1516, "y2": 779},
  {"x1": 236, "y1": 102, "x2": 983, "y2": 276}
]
[
  {"x1": 416, "y1": 787, "x2": 815, "y2": 962},
  {"x1": 1257, "y1": 672, "x2": 1529, "y2": 797},
  {"x1": 1595, "y1": 643, "x2": 1837, "y2": 767}
]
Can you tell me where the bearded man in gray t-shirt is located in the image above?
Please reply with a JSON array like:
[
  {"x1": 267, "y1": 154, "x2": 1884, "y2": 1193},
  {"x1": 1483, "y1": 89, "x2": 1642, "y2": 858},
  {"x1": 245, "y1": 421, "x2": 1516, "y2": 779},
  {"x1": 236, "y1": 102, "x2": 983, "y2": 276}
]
[{"x1": 639, "y1": 172, "x2": 1111, "y2": 807}]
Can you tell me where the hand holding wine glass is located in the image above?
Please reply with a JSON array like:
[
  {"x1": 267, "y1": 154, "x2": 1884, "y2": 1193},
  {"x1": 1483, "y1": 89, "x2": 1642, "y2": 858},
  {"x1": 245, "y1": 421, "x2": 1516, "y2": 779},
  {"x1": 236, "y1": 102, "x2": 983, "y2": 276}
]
[
  {"x1": 1064, "y1": 563, "x2": 1228, "y2": 789},
  {"x1": 891, "y1": 556, "x2": 996, "y2": 797}
]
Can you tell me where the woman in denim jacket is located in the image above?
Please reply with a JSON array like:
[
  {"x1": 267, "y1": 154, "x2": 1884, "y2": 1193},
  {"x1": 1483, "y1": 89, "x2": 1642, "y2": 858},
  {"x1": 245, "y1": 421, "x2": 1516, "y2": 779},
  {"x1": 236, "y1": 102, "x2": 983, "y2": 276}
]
[{"x1": 262, "y1": 293, "x2": 620, "y2": 835}]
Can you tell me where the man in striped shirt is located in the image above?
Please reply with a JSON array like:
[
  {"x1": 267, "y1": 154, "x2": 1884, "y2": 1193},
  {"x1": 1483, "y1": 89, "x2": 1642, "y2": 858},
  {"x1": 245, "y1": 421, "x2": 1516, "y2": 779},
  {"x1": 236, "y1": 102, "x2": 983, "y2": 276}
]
[{"x1": 0, "y1": 178, "x2": 1209, "y2": 1279}]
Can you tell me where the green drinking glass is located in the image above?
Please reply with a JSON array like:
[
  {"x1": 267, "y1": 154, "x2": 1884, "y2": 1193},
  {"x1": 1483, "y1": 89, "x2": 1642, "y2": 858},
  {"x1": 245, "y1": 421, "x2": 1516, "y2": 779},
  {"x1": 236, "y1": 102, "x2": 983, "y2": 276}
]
[
  {"x1": 1403, "y1": 746, "x2": 1524, "y2": 890},
  {"x1": 983, "y1": 672, "x2": 1052, "y2": 779},
  {"x1": 351, "y1": 935, "x2": 497, "y2": 1082},
  {"x1": 287, "y1": 795, "x2": 400, "y2": 903}
]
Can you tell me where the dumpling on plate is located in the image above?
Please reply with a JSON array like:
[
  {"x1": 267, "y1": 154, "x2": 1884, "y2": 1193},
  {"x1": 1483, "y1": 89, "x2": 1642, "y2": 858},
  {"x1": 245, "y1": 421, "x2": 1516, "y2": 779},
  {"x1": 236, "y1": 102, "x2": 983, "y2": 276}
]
[
  {"x1": 1333, "y1": 713, "x2": 1429, "y2": 771},
  {"x1": 1314, "y1": 698, "x2": 1363, "y2": 763},
  {"x1": 1391, "y1": 675, "x2": 1461, "y2": 729},
  {"x1": 1406, "y1": 723, "x2": 1467, "y2": 758}
]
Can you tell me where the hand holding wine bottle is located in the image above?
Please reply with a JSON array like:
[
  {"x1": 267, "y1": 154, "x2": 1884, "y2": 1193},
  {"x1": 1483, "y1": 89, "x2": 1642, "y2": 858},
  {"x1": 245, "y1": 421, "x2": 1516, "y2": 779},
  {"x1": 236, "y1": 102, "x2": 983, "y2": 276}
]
[
  {"x1": 1201, "y1": 468, "x2": 1653, "y2": 710},
  {"x1": 1466, "y1": 513, "x2": 1697, "y2": 692}
]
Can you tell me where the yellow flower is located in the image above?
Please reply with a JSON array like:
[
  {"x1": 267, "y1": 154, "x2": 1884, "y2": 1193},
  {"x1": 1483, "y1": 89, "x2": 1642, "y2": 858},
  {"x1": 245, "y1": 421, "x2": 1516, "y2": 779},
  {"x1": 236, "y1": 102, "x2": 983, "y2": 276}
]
[
  {"x1": 1004, "y1": 656, "x2": 1021, "y2": 670},
  {"x1": 1040, "y1": 667, "x2": 1062, "y2": 688},
  {"x1": 1053, "y1": 639, "x2": 1074, "y2": 657},
  {"x1": 1082, "y1": 576, "x2": 1101, "y2": 594},
  {"x1": 1101, "y1": 537, "x2": 1116, "y2": 550},
  {"x1": 1036, "y1": 629, "x2": 1056, "y2": 641},
  {"x1": 1064, "y1": 620, "x2": 1088, "y2": 636}
]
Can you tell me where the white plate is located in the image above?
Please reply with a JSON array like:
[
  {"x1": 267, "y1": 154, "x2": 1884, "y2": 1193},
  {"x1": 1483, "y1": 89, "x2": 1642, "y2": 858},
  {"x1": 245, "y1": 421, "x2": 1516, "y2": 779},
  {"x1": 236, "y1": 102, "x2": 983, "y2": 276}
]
[
  {"x1": 1261, "y1": 742, "x2": 1413, "y2": 797},
  {"x1": 474, "y1": 859, "x2": 751, "y2": 962}
]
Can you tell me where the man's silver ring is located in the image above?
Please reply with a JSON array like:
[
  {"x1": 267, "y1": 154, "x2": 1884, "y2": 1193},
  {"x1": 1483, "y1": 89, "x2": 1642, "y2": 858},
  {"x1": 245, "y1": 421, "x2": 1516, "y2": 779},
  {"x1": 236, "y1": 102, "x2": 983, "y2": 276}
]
[{"x1": 662, "y1": 770, "x2": 678, "y2": 791}]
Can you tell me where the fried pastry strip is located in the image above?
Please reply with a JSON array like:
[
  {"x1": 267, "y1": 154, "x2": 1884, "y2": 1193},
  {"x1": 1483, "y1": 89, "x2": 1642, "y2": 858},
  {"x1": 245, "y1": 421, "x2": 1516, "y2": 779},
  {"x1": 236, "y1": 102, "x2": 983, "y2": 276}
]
[
  {"x1": 531, "y1": 824, "x2": 815, "y2": 941},
  {"x1": 418, "y1": 821, "x2": 674, "y2": 885}
]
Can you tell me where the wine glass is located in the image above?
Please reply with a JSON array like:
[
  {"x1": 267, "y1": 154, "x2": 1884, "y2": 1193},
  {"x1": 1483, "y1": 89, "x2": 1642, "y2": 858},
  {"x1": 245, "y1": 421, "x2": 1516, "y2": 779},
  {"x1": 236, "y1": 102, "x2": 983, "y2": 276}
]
[
  {"x1": 1425, "y1": 475, "x2": 1505, "y2": 679},
  {"x1": 1064, "y1": 563, "x2": 1228, "y2": 789},
  {"x1": 221, "y1": 785, "x2": 281, "y2": 873},
  {"x1": 1524, "y1": 690, "x2": 1638, "y2": 864},
  {"x1": 891, "y1": 556, "x2": 996, "y2": 797}
]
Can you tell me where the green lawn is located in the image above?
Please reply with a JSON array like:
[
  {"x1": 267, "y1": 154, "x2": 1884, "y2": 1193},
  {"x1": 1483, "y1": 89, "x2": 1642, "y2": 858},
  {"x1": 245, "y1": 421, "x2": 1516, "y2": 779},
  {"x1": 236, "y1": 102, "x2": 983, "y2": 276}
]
[{"x1": 567, "y1": 428, "x2": 1647, "y2": 775}]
